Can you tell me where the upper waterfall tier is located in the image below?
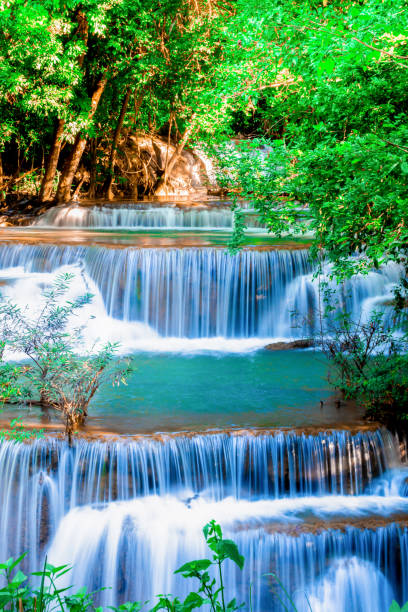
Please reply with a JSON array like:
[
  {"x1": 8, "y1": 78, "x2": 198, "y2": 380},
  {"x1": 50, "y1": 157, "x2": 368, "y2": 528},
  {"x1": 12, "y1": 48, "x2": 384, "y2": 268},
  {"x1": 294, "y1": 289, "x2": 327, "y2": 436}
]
[
  {"x1": 31, "y1": 202, "x2": 265, "y2": 231},
  {"x1": 0, "y1": 245, "x2": 400, "y2": 347}
]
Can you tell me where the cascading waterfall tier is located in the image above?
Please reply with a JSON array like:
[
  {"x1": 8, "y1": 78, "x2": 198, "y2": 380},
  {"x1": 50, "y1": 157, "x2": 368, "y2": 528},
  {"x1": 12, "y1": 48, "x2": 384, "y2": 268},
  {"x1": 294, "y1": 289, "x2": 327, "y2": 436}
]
[
  {"x1": 48, "y1": 518, "x2": 408, "y2": 611},
  {"x1": 0, "y1": 231, "x2": 406, "y2": 609},
  {"x1": 0, "y1": 429, "x2": 407, "y2": 610},
  {"x1": 31, "y1": 203, "x2": 265, "y2": 231},
  {"x1": 0, "y1": 244, "x2": 400, "y2": 344}
]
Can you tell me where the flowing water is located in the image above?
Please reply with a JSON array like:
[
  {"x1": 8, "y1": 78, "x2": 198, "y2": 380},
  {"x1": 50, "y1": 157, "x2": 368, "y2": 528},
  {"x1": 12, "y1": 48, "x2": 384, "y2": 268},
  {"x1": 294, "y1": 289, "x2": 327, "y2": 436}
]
[
  {"x1": 32, "y1": 202, "x2": 266, "y2": 231},
  {"x1": 0, "y1": 200, "x2": 406, "y2": 610},
  {"x1": 0, "y1": 431, "x2": 407, "y2": 609},
  {"x1": 0, "y1": 244, "x2": 400, "y2": 348}
]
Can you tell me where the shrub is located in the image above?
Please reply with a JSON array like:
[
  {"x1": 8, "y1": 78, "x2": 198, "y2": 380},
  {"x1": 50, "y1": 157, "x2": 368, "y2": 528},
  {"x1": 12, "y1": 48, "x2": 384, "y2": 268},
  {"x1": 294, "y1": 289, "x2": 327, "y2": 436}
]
[
  {"x1": 0, "y1": 273, "x2": 132, "y2": 440},
  {"x1": 319, "y1": 291, "x2": 408, "y2": 425},
  {"x1": 0, "y1": 521, "x2": 245, "y2": 612}
]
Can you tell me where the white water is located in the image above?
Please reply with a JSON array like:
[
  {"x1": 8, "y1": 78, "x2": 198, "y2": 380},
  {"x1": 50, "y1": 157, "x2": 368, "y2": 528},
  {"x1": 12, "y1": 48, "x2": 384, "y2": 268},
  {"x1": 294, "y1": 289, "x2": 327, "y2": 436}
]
[
  {"x1": 32, "y1": 203, "x2": 265, "y2": 231},
  {"x1": 0, "y1": 432, "x2": 407, "y2": 609},
  {"x1": 0, "y1": 245, "x2": 401, "y2": 354},
  {"x1": 297, "y1": 557, "x2": 394, "y2": 612},
  {"x1": 1, "y1": 203, "x2": 407, "y2": 611},
  {"x1": 45, "y1": 489, "x2": 408, "y2": 608}
]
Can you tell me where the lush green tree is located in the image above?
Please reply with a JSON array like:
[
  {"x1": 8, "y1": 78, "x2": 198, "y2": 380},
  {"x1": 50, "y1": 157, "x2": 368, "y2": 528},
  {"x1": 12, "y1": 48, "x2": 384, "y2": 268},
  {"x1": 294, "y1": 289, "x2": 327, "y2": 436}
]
[
  {"x1": 0, "y1": 0, "x2": 234, "y2": 202},
  {"x1": 214, "y1": 0, "x2": 408, "y2": 277}
]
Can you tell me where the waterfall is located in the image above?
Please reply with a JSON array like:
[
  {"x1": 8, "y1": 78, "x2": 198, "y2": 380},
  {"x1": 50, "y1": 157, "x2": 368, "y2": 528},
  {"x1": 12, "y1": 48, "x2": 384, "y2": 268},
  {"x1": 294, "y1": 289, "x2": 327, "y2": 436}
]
[
  {"x1": 0, "y1": 245, "x2": 400, "y2": 350},
  {"x1": 0, "y1": 430, "x2": 406, "y2": 609},
  {"x1": 31, "y1": 204, "x2": 265, "y2": 231},
  {"x1": 47, "y1": 511, "x2": 408, "y2": 610}
]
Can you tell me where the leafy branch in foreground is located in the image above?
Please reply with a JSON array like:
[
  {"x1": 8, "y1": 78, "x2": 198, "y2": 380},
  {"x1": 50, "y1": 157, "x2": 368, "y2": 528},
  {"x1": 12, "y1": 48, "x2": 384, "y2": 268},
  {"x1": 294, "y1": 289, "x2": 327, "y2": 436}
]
[
  {"x1": 152, "y1": 520, "x2": 245, "y2": 612},
  {"x1": 0, "y1": 521, "x2": 245, "y2": 612}
]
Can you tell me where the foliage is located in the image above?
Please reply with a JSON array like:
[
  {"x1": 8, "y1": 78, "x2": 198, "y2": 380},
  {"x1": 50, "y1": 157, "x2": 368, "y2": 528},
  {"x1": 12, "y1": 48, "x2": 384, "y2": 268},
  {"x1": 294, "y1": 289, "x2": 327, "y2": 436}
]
[
  {"x1": 319, "y1": 298, "x2": 408, "y2": 423},
  {"x1": 0, "y1": 553, "x2": 105, "y2": 611},
  {"x1": 0, "y1": 416, "x2": 42, "y2": 442},
  {"x1": 42, "y1": 341, "x2": 132, "y2": 440},
  {"x1": 0, "y1": 273, "x2": 132, "y2": 439},
  {"x1": 390, "y1": 603, "x2": 408, "y2": 612},
  {"x1": 0, "y1": 341, "x2": 42, "y2": 442},
  {"x1": 153, "y1": 520, "x2": 244, "y2": 612},
  {"x1": 213, "y1": 0, "x2": 408, "y2": 278},
  {"x1": 0, "y1": 0, "x2": 234, "y2": 201},
  {"x1": 0, "y1": 525, "x2": 405, "y2": 611}
]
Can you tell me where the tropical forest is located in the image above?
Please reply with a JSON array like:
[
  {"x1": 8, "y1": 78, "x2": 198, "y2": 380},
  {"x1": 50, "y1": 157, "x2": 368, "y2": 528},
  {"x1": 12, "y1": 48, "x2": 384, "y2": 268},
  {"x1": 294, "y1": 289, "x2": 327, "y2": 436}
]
[{"x1": 0, "y1": 0, "x2": 407, "y2": 609}]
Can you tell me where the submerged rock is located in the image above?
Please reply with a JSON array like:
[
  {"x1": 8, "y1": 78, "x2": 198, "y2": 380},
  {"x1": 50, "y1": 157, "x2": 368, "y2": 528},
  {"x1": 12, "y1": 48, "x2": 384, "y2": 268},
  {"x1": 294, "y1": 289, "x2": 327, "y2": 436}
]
[{"x1": 265, "y1": 339, "x2": 315, "y2": 350}]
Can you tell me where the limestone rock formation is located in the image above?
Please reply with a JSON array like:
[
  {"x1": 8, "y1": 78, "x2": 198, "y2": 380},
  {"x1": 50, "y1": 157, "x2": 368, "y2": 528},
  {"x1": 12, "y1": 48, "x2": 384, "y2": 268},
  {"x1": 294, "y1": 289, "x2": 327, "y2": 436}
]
[{"x1": 113, "y1": 132, "x2": 217, "y2": 198}]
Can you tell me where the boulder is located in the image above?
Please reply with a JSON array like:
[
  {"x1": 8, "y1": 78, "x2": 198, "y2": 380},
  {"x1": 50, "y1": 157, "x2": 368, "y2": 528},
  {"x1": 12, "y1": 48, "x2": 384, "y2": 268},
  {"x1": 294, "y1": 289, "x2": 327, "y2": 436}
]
[
  {"x1": 265, "y1": 339, "x2": 315, "y2": 351},
  {"x1": 113, "y1": 132, "x2": 216, "y2": 198}
]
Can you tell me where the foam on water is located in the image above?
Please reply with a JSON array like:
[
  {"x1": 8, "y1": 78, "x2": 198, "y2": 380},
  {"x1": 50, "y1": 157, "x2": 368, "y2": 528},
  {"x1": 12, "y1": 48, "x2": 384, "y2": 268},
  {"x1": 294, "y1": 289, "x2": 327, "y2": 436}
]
[
  {"x1": 32, "y1": 203, "x2": 265, "y2": 232},
  {"x1": 45, "y1": 494, "x2": 408, "y2": 608},
  {"x1": 0, "y1": 430, "x2": 406, "y2": 609},
  {"x1": 296, "y1": 557, "x2": 394, "y2": 612},
  {"x1": 0, "y1": 245, "x2": 401, "y2": 353}
]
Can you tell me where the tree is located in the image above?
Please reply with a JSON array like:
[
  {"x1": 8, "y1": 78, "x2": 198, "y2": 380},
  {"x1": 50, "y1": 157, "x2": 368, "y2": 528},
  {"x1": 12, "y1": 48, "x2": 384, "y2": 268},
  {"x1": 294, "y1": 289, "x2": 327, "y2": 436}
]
[
  {"x1": 0, "y1": 0, "x2": 236, "y2": 202},
  {"x1": 0, "y1": 273, "x2": 132, "y2": 440},
  {"x1": 212, "y1": 0, "x2": 408, "y2": 277}
]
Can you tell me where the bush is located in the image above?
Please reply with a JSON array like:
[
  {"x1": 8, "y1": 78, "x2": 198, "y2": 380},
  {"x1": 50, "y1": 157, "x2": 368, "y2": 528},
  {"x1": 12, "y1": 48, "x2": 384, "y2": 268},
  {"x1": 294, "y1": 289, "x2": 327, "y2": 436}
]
[
  {"x1": 362, "y1": 354, "x2": 408, "y2": 424},
  {"x1": 0, "y1": 273, "x2": 132, "y2": 440},
  {"x1": 320, "y1": 299, "x2": 408, "y2": 425}
]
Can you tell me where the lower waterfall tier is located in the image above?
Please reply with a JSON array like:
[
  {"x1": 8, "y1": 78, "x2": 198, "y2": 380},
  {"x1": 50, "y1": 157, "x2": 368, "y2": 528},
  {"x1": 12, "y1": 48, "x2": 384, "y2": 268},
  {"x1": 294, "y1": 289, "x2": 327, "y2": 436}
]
[
  {"x1": 0, "y1": 429, "x2": 407, "y2": 610},
  {"x1": 47, "y1": 504, "x2": 408, "y2": 610}
]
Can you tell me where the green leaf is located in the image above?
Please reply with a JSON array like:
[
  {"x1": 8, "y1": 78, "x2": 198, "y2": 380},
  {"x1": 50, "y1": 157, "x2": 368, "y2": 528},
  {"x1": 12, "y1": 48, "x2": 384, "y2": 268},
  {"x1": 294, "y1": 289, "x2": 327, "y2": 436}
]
[
  {"x1": 175, "y1": 559, "x2": 212, "y2": 576},
  {"x1": 182, "y1": 592, "x2": 206, "y2": 610},
  {"x1": 10, "y1": 569, "x2": 27, "y2": 587},
  {"x1": 317, "y1": 58, "x2": 335, "y2": 74},
  {"x1": 216, "y1": 540, "x2": 245, "y2": 570}
]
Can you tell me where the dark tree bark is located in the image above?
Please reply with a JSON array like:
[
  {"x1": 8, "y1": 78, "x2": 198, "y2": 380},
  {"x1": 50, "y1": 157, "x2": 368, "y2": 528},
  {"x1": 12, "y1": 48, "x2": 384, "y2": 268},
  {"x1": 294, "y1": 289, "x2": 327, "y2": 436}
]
[
  {"x1": 88, "y1": 138, "x2": 98, "y2": 199},
  {"x1": 38, "y1": 12, "x2": 88, "y2": 202},
  {"x1": 0, "y1": 153, "x2": 4, "y2": 203},
  {"x1": 38, "y1": 119, "x2": 65, "y2": 202},
  {"x1": 155, "y1": 114, "x2": 197, "y2": 193},
  {"x1": 103, "y1": 87, "x2": 132, "y2": 200}
]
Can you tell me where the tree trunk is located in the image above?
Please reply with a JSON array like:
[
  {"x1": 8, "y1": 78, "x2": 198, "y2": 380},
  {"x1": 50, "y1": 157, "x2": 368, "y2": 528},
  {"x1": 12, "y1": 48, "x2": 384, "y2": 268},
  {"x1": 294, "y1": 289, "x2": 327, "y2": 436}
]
[
  {"x1": 158, "y1": 114, "x2": 197, "y2": 192},
  {"x1": 0, "y1": 153, "x2": 4, "y2": 203},
  {"x1": 56, "y1": 75, "x2": 107, "y2": 203},
  {"x1": 103, "y1": 87, "x2": 132, "y2": 199},
  {"x1": 88, "y1": 138, "x2": 97, "y2": 198},
  {"x1": 38, "y1": 13, "x2": 88, "y2": 203},
  {"x1": 38, "y1": 119, "x2": 65, "y2": 202},
  {"x1": 72, "y1": 174, "x2": 86, "y2": 200}
]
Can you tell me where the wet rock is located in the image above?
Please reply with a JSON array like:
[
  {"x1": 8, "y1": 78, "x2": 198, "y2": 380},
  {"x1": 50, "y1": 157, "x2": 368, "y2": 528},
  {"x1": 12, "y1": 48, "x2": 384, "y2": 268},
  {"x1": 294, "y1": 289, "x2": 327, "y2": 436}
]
[{"x1": 264, "y1": 339, "x2": 315, "y2": 351}]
